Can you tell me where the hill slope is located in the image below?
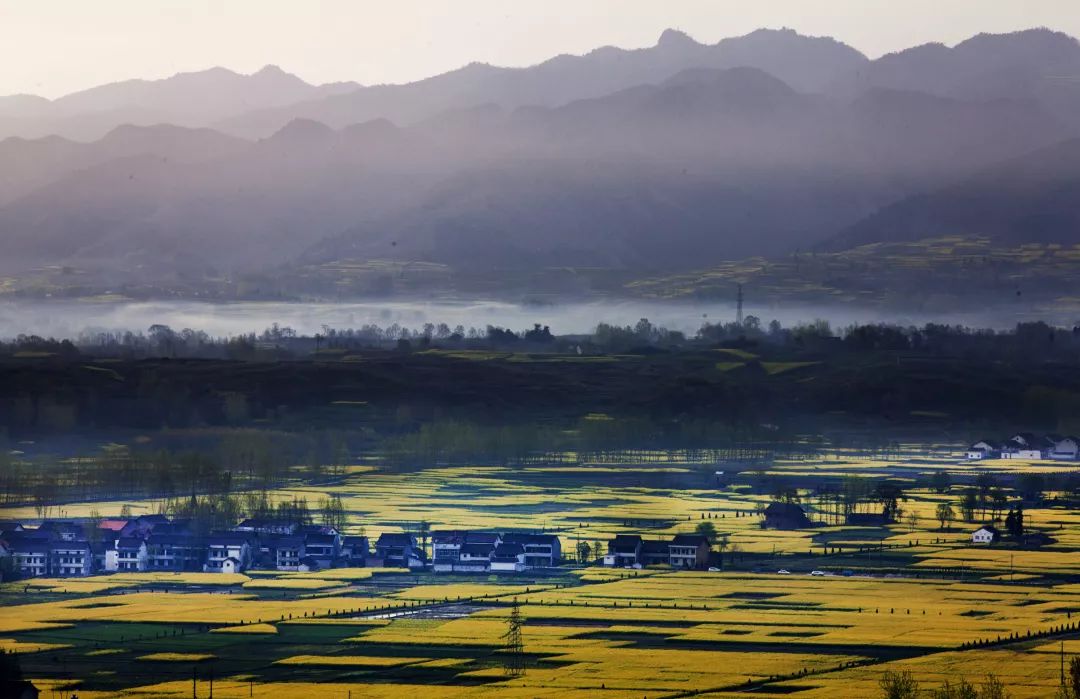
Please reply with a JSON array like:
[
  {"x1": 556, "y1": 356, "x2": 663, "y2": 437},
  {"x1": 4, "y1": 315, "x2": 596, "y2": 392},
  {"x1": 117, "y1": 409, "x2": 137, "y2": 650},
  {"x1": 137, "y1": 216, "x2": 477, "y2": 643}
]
[{"x1": 826, "y1": 138, "x2": 1080, "y2": 250}]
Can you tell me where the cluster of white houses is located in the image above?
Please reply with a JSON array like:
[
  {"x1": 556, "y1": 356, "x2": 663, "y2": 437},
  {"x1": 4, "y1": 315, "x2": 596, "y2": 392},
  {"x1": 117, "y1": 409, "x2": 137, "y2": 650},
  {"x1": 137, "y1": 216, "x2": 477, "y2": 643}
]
[
  {"x1": 966, "y1": 433, "x2": 1080, "y2": 461},
  {"x1": 0, "y1": 515, "x2": 571, "y2": 579},
  {"x1": 431, "y1": 531, "x2": 562, "y2": 573},
  {"x1": 1, "y1": 514, "x2": 723, "y2": 579},
  {"x1": 0, "y1": 516, "x2": 372, "y2": 578},
  {"x1": 602, "y1": 534, "x2": 712, "y2": 569}
]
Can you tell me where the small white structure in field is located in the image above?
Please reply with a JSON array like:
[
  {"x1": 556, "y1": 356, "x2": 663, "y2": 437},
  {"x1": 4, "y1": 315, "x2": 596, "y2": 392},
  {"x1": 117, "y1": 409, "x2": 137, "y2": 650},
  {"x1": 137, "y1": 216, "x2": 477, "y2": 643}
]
[
  {"x1": 1049, "y1": 437, "x2": 1080, "y2": 460},
  {"x1": 971, "y1": 525, "x2": 1000, "y2": 545},
  {"x1": 965, "y1": 441, "x2": 996, "y2": 460}
]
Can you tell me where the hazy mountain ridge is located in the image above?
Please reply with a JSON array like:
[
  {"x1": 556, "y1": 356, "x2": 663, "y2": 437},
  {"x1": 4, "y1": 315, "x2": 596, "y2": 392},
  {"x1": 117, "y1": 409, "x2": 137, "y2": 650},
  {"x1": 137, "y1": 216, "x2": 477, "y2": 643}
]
[
  {"x1": 0, "y1": 28, "x2": 1079, "y2": 293},
  {"x1": 215, "y1": 28, "x2": 867, "y2": 138},
  {"x1": 0, "y1": 65, "x2": 359, "y2": 141},
  {"x1": 0, "y1": 124, "x2": 249, "y2": 206}
]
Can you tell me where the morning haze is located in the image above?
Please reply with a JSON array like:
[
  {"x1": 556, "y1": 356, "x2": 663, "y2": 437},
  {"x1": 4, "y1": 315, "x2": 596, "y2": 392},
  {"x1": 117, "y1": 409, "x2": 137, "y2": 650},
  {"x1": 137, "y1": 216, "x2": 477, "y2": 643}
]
[{"x1": 6, "y1": 6, "x2": 1080, "y2": 699}]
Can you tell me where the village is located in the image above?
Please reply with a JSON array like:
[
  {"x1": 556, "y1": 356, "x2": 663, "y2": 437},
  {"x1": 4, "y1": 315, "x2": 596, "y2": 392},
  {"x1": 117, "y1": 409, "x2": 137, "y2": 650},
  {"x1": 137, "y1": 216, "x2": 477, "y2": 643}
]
[
  {"x1": 966, "y1": 433, "x2": 1080, "y2": 461},
  {"x1": 0, "y1": 512, "x2": 733, "y2": 579}
]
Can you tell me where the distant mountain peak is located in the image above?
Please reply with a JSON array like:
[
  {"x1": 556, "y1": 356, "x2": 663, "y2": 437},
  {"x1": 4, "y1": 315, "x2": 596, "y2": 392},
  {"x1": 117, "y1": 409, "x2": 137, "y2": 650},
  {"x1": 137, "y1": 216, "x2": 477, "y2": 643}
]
[
  {"x1": 252, "y1": 64, "x2": 298, "y2": 81},
  {"x1": 657, "y1": 28, "x2": 698, "y2": 49},
  {"x1": 268, "y1": 117, "x2": 335, "y2": 142},
  {"x1": 955, "y1": 26, "x2": 1080, "y2": 50}
]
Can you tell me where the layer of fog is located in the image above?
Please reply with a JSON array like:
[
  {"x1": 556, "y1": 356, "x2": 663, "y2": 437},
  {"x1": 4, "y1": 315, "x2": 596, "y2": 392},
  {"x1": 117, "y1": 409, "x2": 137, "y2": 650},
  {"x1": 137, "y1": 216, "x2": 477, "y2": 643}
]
[{"x1": 0, "y1": 299, "x2": 1063, "y2": 341}]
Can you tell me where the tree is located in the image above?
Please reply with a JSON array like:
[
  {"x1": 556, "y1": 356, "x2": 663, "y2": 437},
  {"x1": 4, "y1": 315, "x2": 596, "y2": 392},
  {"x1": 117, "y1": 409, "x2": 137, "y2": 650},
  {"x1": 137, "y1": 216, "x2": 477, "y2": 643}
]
[
  {"x1": 960, "y1": 491, "x2": 979, "y2": 522},
  {"x1": 932, "y1": 678, "x2": 977, "y2": 699},
  {"x1": 930, "y1": 471, "x2": 952, "y2": 494},
  {"x1": 874, "y1": 482, "x2": 905, "y2": 522},
  {"x1": 880, "y1": 670, "x2": 920, "y2": 699},
  {"x1": 936, "y1": 502, "x2": 955, "y2": 531},
  {"x1": 319, "y1": 495, "x2": 346, "y2": 532},
  {"x1": 695, "y1": 521, "x2": 718, "y2": 544},
  {"x1": 502, "y1": 599, "x2": 526, "y2": 677},
  {"x1": 990, "y1": 489, "x2": 1008, "y2": 520},
  {"x1": 575, "y1": 541, "x2": 591, "y2": 563},
  {"x1": 906, "y1": 511, "x2": 919, "y2": 533},
  {"x1": 978, "y1": 674, "x2": 1009, "y2": 699},
  {"x1": 84, "y1": 508, "x2": 103, "y2": 545},
  {"x1": 120, "y1": 503, "x2": 133, "y2": 519},
  {"x1": 1018, "y1": 473, "x2": 1045, "y2": 502},
  {"x1": 1070, "y1": 656, "x2": 1080, "y2": 699},
  {"x1": 1005, "y1": 506, "x2": 1025, "y2": 540}
]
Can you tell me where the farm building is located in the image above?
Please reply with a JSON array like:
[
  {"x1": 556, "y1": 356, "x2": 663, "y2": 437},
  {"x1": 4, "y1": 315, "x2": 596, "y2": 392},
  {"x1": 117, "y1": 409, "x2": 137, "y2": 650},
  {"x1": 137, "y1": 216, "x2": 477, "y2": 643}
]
[
  {"x1": 374, "y1": 532, "x2": 423, "y2": 568},
  {"x1": 490, "y1": 543, "x2": 526, "y2": 572},
  {"x1": 204, "y1": 533, "x2": 252, "y2": 573},
  {"x1": 669, "y1": 534, "x2": 711, "y2": 569},
  {"x1": 763, "y1": 502, "x2": 811, "y2": 529},
  {"x1": 500, "y1": 533, "x2": 561, "y2": 567},
  {"x1": 607, "y1": 535, "x2": 644, "y2": 567},
  {"x1": 967, "y1": 433, "x2": 1080, "y2": 461},
  {"x1": 965, "y1": 440, "x2": 998, "y2": 459},
  {"x1": 114, "y1": 538, "x2": 148, "y2": 571},
  {"x1": 432, "y1": 531, "x2": 560, "y2": 573},
  {"x1": 602, "y1": 533, "x2": 715, "y2": 569},
  {"x1": 972, "y1": 525, "x2": 1000, "y2": 545}
]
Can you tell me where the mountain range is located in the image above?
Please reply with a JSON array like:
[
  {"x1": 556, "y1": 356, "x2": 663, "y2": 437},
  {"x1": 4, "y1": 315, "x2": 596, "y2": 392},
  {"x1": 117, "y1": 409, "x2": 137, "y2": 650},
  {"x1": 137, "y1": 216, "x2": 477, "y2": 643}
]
[{"x1": 1, "y1": 27, "x2": 1079, "y2": 296}]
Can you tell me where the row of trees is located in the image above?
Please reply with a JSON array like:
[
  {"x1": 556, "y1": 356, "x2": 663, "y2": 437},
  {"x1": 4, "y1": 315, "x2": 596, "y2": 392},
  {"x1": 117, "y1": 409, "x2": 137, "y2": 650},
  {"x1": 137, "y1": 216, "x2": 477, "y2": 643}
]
[
  {"x1": 7, "y1": 318, "x2": 1080, "y2": 359},
  {"x1": 380, "y1": 417, "x2": 819, "y2": 471},
  {"x1": 0, "y1": 430, "x2": 350, "y2": 510}
]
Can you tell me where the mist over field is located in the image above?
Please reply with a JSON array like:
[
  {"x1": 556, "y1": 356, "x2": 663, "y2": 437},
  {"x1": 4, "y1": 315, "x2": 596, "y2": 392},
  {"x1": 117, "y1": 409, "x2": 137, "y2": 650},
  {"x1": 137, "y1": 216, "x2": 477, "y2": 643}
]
[
  {"x1": 0, "y1": 298, "x2": 1067, "y2": 340},
  {"x1": 7, "y1": 9, "x2": 1080, "y2": 699}
]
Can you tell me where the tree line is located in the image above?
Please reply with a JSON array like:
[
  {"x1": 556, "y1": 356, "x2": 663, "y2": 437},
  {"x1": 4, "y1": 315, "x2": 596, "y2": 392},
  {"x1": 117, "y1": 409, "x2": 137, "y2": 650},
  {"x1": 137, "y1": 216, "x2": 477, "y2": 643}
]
[{"x1": 6, "y1": 318, "x2": 1080, "y2": 360}]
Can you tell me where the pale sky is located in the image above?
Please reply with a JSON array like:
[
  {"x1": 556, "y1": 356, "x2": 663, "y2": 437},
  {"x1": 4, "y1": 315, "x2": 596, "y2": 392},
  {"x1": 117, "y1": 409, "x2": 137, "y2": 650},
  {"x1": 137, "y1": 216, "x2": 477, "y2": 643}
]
[{"x1": 2, "y1": 0, "x2": 1078, "y2": 99}]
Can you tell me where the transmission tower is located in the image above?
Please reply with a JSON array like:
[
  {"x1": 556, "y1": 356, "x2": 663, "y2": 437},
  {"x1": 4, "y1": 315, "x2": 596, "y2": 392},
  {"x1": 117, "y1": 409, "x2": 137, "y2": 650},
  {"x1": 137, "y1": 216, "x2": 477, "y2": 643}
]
[{"x1": 502, "y1": 598, "x2": 526, "y2": 677}]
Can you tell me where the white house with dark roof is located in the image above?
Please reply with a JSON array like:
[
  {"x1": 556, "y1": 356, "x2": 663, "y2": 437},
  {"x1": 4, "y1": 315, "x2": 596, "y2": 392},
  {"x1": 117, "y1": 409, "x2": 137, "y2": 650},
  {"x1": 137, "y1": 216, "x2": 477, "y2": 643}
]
[
  {"x1": 972, "y1": 525, "x2": 1000, "y2": 545},
  {"x1": 303, "y1": 532, "x2": 340, "y2": 568},
  {"x1": 145, "y1": 533, "x2": 203, "y2": 571},
  {"x1": 204, "y1": 533, "x2": 251, "y2": 573},
  {"x1": 271, "y1": 535, "x2": 305, "y2": 570},
  {"x1": 340, "y1": 536, "x2": 369, "y2": 567},
  {"x1": 115, "y1": 537, "x2": 148, "y2": 571},
  {"x1": 50, "y1": 540, "x2": 92, "y2": 577},
  {"x1": 490, "y1": 543, "x2": 526, "y2": 573},
  {"x1": 606, "y1": 535, "x2": 643, "y2": 567},
  {"x1": 669, "y1": 534, "x2": 711, "y2": 569},
  {"x1": 374, "y1": 532, "x2": 419, "y2": 568},
  {"x1": 1049, "y1": 436, "x2": 1080, "y2": 460},
  {"x1": 13, "y1": 540, "x2": 50, "y2": 577},
  {"x1": 432, "y1": 531, "x2": 467, "y2": 573},
  {"x1": 965, "y1": 440, "x2": 998, "y2": 460},
  {"x1": 500, "y1": 533, "x2": 561, "y2": 568}
]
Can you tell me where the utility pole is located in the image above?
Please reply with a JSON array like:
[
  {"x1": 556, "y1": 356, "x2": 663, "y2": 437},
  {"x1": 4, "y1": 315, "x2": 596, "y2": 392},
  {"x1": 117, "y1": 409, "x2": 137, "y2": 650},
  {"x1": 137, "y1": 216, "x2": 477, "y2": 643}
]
[
  {"x1": 735, "y1": 284, "x2": 744, "y2": 326},
  {"x1": 192, "y1": 666, "x2": 197, "y2": 699},
  {"x1": 209, "y1": 664, "x2": 213, "y2": 699}
]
